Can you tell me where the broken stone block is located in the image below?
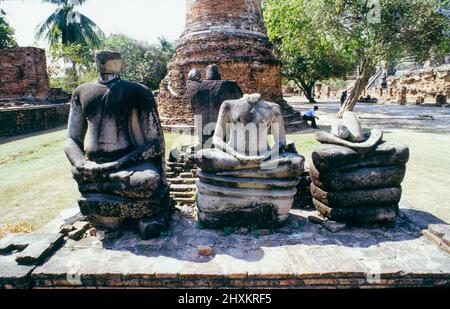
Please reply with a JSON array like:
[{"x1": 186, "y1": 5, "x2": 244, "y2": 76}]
[
  {"x1": 0, "y1": 255, "x2": 34, "y2": 289},
  {"x1": 87, "y1": 228, "x2": 97, "y2": 237},
  {"x1": 138, "y1": 205, "x2": 173, "y2": 240},
  {"x1": 73, "y1": 221, "x2": 90, "y2": 231},
  {"x1": 322, "y1": 221, "x2": 346, "y2": 233},
  {"x1": 67, "y1": 221, "x2": 90, "y2": 240},
  {"x1": 308, "y1": 214, "x2": 325, "y2": 225},
  {"x1": 15, "y1": 233, "x2": 64, "y2": 265},
  {"x1": 59, "y1": 224, "x2": 75, "y2": 236},
  {"x1": 197, "y1": 245, "x2": 213, "y2": 256},
  {"x1": 0, "y1": 233, "x2": 29, "y2": 254}
]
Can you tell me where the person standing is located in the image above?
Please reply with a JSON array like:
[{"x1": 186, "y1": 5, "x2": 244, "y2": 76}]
[
  {"x1": 303, "y1": 106, "x2": 320, "y2": 129},
  {"x1": 340, "y1": 90, "x2": 348, "y2": 106}
]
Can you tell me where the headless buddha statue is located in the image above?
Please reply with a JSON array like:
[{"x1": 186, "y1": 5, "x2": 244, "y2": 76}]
[
  {"x1": 65, "y1": 51, "x2": 171, "y2": 238},
  {"x1": 195, "y1": 94, "x2": 305, "y2": 228}
]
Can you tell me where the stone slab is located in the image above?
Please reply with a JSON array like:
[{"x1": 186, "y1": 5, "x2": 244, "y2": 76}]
[
  {"x1": 0, "y1": 255, "x2": 34, "y2": 289},
  {"x1": 25, "y1": 206, "x2": 450, "y2": 288},
  {"x1": 15, "y1": 233, "x2": 65, "y2": 265}
]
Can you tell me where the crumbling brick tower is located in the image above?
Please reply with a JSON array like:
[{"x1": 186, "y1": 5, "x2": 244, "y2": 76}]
[{"x1": 158, "y1": 0, "x2": 305, "y2": 130}]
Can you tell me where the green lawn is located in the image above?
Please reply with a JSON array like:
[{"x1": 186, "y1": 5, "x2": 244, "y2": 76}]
[{"x1": 0, "y1": 127, "x2": 448, "y2": 236}]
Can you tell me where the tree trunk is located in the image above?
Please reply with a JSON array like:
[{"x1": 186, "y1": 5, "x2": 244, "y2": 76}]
[
  {"x1": 294, "y1": 80, "x2": 316, "y2": 103},
  {"x1": 71, "y1": 60, "x2": 78, "y2": 84},
  {"x1": 337, "y1": 62, "x2": 374, "y2": 118}
]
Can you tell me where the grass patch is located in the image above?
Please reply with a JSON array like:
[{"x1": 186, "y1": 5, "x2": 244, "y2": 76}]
[{"x1": 0, "y1": 127, "x2": 448, "y2": 236}]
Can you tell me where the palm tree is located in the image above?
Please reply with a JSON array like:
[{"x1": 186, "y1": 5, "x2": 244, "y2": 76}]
[{"x1": 35, "y1": 0, "x2": 104, "y2": 48}]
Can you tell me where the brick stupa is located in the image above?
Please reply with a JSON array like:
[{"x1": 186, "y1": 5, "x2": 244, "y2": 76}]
[{"x1": 158, "y1": 0, "x2": 305, "y2": 130}]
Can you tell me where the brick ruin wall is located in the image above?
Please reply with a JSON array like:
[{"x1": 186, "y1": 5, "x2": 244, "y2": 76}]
[
  {"x1": 184, "y1": 0, "x2": 266, "y2": 34},
  {"x1": 383, "y1": 65, "x2": 450, "y2": 104},
  {"x1": 158, "y1": 59, "x2": 282, "y2": 125},
  {"x1": 0, "y1": 104, "x2": 70, "y2": 137},
  {"x1": 0, "y1": 47, "x2": 50, "y2": 99},
  {"x1": 157, "y1": 0, "x2": 285, "y2": 126}
]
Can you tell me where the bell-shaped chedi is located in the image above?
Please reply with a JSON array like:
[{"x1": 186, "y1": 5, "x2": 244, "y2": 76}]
[{"x1": 158, "y1": 0, "x2": 305, "y2": 130}]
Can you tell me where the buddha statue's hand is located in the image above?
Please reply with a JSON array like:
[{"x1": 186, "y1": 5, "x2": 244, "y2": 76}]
[
  {"x1": 76, "y1": 161, "x2": 120, "y2": 175},
  {"x1": 235, "y1": 153, "x2": 265, "y2": 163}
]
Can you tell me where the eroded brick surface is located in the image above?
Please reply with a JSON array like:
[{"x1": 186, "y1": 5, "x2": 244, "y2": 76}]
[
  {"x1": 0, "y1": 47, "x2": 50, "y2": 100},
  {"x1": 158, "y1": 0, "x2": 283, "y2": 126}
]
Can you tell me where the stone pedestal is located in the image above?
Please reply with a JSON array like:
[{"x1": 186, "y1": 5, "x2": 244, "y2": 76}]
[
  {"x1": 196, "y1": 168, "x2": 301, "y2": 229},
  {"x1": 310, "y1": 140, "x2": 410, "y2": 224}
]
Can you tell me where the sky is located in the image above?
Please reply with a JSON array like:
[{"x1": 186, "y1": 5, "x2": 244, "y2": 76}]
[{"x1": 1, "y1": 0, "x2": 187, "y2": 47}]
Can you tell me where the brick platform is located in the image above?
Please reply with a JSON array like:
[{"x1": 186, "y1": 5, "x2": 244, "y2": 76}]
[
  {"x1": 1, "y1": 202, "x2": 449, "y2": 289},
  {"x1": 0, "y1": 103, "x2": 70, "y2": 137}
]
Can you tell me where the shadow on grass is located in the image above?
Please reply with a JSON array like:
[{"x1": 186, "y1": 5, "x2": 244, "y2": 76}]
[{"x1": 0, "y1": 126, "x2": 67, "y2": 145}]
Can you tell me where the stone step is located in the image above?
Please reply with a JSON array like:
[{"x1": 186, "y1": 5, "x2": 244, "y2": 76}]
[
  {"x1": 173, "y1": 197, "x2": 196, "y2": 203},
  {"x1": 166, "y1": 162, "x2": 189, "y2": 168},
  {"x1": 171, "y1": 191, "x2": 196, "y2": 198},
  {"x1": 170, "y1": 184, "x2": 197, "y2": 192},
  {"x1": 180, "y1": 172, "x2": 195, "y2": 178},
  {"x1": 168, "y1": 178, "x2": 197, "y2": 185}
]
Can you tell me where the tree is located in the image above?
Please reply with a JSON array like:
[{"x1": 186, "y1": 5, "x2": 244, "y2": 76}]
[
  {"x1": 307, "y1": 0, "x2": 450, "y2": 117},
  {"x1": 0, "y1": 7, "x2": 17, "y2": 48},
  {"x1": 35, "y1": 0, "x2": 104, "y2": 48},
  {"x1": 263, "y1": 0, "x2": 355, "y2": 102},
  {"x1": 47, "y1": 28, "x2": 95, "y2": 90},
  {"x1": 102, "y1": 34, "x2": 176, "y2": 90}
]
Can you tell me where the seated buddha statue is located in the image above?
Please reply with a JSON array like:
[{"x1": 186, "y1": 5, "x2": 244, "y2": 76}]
[
  {"x1": 65, "y1": 51, "x2": 171, "y2": 239},
  {"x1": 194, "y1": 94, "x2": 305, "y2": 229}
]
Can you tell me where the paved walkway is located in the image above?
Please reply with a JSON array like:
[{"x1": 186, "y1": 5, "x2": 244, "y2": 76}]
[
  {"x1": 1, "y1": 205, "x2": 449, "y2": 288},
  {"x1": 287, "y1": 97, "x2": 450, "y2": 134}
]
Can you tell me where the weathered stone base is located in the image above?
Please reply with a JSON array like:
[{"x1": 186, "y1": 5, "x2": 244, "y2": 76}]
[
  {"x1": 79, "y1": 186, "x2": 170, "y2": 219},
  {"x1": 1, "y1": 203, "x2": 449, "y2": 289},
  {"x1": 196, "y1": 180, "x2": 297, "y2": 229},
  {"x1": 139, "y1": 204, "x2": 174, "y2": 240}
]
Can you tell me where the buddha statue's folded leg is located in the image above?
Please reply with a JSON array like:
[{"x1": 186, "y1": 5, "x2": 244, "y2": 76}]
[
  {"x1": 76, "y1": 163, "x2": 163, "y2": 199},
  {"x1": 197, "y1": 152, "x2": 304, "y2": 179},
  {"x1": 195, "y1": 149, "x2": 256, "y2": 171},
  {"x1": 196, "y1": 149, "x2": 304, "y2": 176}
]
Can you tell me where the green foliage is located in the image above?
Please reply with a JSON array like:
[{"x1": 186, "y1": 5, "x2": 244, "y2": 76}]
[
  {"x1": 48, "y1": 28, "x2": 95, "y2": 91},
  {"x1": 309, "y1": 0, "x2": 450, "y2": 69},
  {"x1": 263, "y1": 0, "x2": 355, "y2": 102},
  {"x1": 36, "y1": 0, "x2": 104, "y2": 48},
  {"x1": 195, "y1": 222, "x2": 205, "y2": 230},
  {"x1": 0, "y1": 8, "x2": 18, "y2": 49},
  {"x1": 222, "y1": 226, "x2": 237, "y2": 236},
  {"x1": 160, "y1": 229, "x2": 173, "y2": 239},
  {"x1": 102, "y1": 34, "x2": 176, "y2": 90}
]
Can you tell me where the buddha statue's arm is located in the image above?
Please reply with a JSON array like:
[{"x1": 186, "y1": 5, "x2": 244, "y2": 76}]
[
  {"x1": 213, "y1": 102, "x2": 264, "y2": 162},
  {"x1": 65, "y1": 93, "x2": 88, "y2": 169},
  {"x1": 263, "y1": 106, "x2": 287, "y2": 161}
]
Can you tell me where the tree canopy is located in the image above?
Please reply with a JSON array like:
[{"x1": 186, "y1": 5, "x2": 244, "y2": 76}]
[
  {"x1": 36, "y1": 0, "x2": 104, "y2": 48},
  {"x1": 264, "y1": 0, "x2": 356, "y2": 102},
  {"x1": 102, "y1": 34, "x2": 176, "y2": 90},
  {"x1": 263, "y1": 0, "x2": 449, "y2": 114},
  {"x1": 0, "y1": 7, "x2": 18, "y2": 49},
  {"x1": 310, "y1": 0, "x2": 450, "y2": 115}
]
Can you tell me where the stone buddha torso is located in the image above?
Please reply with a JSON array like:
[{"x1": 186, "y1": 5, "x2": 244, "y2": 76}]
[
  {"x1": 65, "y1": 51, "x2": 170, "y2": 238},
  {"x1": 74, "y1": 79, "x2": 162, "y2": 164},
  {"x1": 221, "y1": 95, "x2": 279, "y2": 157}
]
